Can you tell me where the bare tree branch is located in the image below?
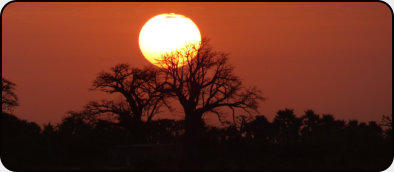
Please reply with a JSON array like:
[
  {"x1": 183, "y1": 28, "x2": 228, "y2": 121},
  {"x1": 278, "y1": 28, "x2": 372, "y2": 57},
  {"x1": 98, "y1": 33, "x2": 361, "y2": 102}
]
[
  {"x1": 88, "y1": 64, "x2": 167, "y2": 127},
  {"x1": 2, "y1": 77, "x2": 19, "y2": 112},
  {"x1": 156, "y1": 38, "x2": 264, "y2": 130}
]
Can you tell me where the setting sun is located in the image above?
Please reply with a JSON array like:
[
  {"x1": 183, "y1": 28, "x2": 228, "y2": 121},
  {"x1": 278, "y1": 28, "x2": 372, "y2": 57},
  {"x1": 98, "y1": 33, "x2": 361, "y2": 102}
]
[
  {"x1": 138, "y1": 13, "x2": 201, "y2": 67},
  {"x1": 2, "y1": 3, "x2": 392, "y2": 170}
]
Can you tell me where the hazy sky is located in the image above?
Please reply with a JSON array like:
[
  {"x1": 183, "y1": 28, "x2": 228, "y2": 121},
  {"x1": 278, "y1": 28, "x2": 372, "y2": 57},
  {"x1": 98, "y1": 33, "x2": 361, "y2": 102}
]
[{"x1": 2, "y1": 2, "x2": 392, "y2": 125}]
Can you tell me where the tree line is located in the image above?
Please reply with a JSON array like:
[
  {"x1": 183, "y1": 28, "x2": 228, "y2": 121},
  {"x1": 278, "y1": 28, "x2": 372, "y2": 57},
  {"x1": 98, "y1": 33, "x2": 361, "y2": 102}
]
[{"x1": 1, "y1": 39, "x2": 392, "y2": 170}]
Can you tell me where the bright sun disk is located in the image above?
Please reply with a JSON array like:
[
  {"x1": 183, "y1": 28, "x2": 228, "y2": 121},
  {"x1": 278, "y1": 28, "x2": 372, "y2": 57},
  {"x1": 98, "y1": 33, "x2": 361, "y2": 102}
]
[{"x1": 139, "y1": 13, "x2": 202, "y2": 67}]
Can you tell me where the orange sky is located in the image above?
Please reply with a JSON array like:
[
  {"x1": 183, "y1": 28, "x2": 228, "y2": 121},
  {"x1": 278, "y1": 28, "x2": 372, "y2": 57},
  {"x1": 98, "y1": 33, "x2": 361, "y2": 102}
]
[{"x1": 2, "y1": 2, "x2": 392, "y2": 125}]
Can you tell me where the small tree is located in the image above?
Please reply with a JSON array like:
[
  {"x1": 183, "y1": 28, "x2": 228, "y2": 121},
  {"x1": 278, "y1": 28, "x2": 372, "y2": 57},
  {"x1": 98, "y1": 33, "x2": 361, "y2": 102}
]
[
  {"x1": 273, "y1": 109, "x2": 302, "y2": 144},
  {"x1": 157, "y1": 39, "x2": 264, "y2": 166},
  {"x1": 82, "y1": 64, "x2": 167, "y2": 143},
  {"x1": 244, "y1": 115, "x2": 274, "y2": 143},
  {"x1": 381, "y1": 115, "x2": 392, "y2": 140},
  {"x1": 300, "y1": 110, "x2": 320, "y2": 140},
  {"x1": 2, "y1": 77, "x2": 18, "y2": 113}
]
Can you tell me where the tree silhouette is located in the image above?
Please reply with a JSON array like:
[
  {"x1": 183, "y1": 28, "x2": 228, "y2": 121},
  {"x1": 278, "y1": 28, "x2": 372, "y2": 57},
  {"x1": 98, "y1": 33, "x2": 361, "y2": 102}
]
[
  {"x1": 76, "y1": 64, "x2": 167, "y2": 143},
  {"x1": 244, "y1": 115, "x2": 274, "y2": 144},
  {"x1": 156, "y1": 39, "x2": 264, "y2": 167},
  {"x1": 381, "y1": 115, "x2": 392, "y2": 139},
  {"x1": 272, "y1": 109, "x2": 302, "y2": 144},
  {"x1": 2, "y1": 77, "x2": 18, "y2": 112}
]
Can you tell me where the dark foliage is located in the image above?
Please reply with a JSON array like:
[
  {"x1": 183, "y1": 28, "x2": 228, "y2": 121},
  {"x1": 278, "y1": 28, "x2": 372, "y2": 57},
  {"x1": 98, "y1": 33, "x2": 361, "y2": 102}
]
[{"x1": 1, "y1": 110, "x2": 392, "y2": 170}]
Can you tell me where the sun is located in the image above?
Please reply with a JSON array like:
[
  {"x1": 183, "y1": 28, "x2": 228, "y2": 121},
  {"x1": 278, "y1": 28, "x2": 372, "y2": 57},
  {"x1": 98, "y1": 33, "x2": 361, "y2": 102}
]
[{"x1": 139, "y1": 13, "x2": 201, "y2": 67}]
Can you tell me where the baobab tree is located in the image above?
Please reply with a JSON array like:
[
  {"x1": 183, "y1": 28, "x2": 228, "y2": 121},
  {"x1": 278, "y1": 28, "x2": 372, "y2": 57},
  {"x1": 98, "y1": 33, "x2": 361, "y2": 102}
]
[
  {"x1": 76, "y1": 64, "x2": 167, "y2": 143},
  {"x1": 2, "y1": 77, "x2": 19, "y2": 113},
  {"x1": 156, "y1": 39, "x2": 264, "y2": 167}
]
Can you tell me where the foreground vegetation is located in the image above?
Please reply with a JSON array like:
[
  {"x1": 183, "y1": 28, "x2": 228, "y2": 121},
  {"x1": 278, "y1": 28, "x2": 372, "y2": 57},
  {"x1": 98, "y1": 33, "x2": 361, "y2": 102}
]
[{"x1": 1, "y1": 110, "x2": 392, "y2": 170}]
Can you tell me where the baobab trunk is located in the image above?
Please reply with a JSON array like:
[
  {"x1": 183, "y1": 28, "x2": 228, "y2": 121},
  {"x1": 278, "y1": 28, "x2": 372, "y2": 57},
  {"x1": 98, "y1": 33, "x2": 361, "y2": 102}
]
[
  {"x1": 131, "y1": 120, "x2": 146, "y2": 144},
  {"x1": 181, "y1": 111, "x2": 204, "y2": 168}
]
